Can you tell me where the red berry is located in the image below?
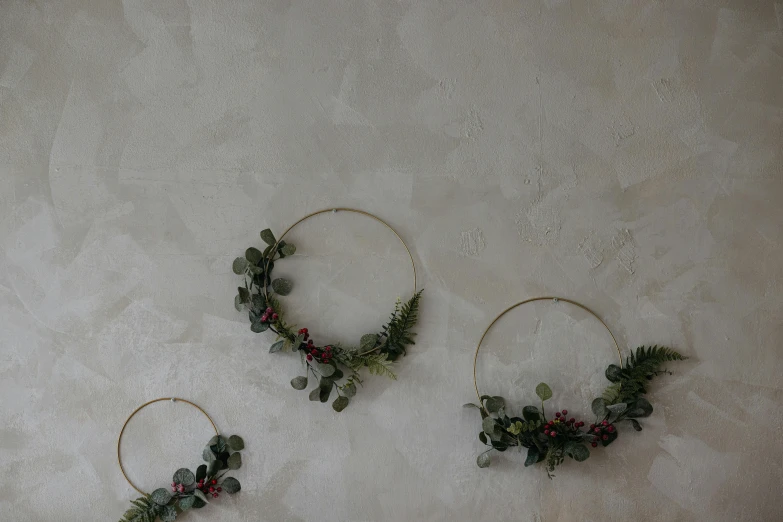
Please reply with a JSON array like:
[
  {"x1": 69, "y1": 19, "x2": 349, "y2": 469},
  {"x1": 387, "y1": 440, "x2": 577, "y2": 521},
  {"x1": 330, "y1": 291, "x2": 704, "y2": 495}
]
[
  {"x1": 272, "y1": 313, "x2": 279, "y2": 320},
  {"x1": 306, "y1": 354, "x2": 313, "y2": 361},
  {"x1": 303, "y1": 328, "x2": 308, "y2": 333},
  {"x1": 555, "y1": 412, "x2": 561, "y2": 418},
  {"x1": 602, "y1": 434, "x2": 608, "y2": 440},
  {"x1": 171, "y1": 482, "x2": 176, "y2": 487},
  {"x1": 212, "y1": 480, "x2": 217, "y2": 485},
  {"x1": 562, "y1": 409, "x2": 568, "y2": 415},
  {"x1": 602, "y1": 420, "x2": 608, "y2": 426},
  {"x1": 544, "y1": 429, "x2": 550, "y2": 435},
  {"x1": 569, "y1": 418, "x2": 575, "y2": 423},
  {"x1": 589, "y1": 424, "x2": 595, "y2": 429},
  {"x1": 607, "y1": 426, "x2": 615, "y2": 433},
  {"x1": 260, "y1": 314, "x2": 268, "y2": 322},
  {"x1": 213, "y1": 493, "x2": 219, "y2": 498},
  {"x1": 594, "y1": 428, "x2": 601, "y2": 433},
  {"x1": 209, "y1": 486, "x2": 215, "y2": 492},
  {"x1": 550, "y1": 431, "x2": 557, "y2": 438},
  {"x1": 217, "y1": 487, "x2": 222, "y2": 492},
  {"x1": 591, "y1": 442, "x2": 598, "y2": 447}
]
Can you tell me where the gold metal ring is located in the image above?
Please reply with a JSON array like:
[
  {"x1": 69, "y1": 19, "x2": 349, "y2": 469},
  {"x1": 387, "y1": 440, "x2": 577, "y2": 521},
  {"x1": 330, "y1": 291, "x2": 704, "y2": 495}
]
[
  {"x1": 117, "y1": 398, "x2": 218, "y2": 495},
  {"x1": 262, "y1": 208, "x2": 418, "y2": 354},
  {"x1": 473, "y1": 297, "x2": 623, "y2": 406}
]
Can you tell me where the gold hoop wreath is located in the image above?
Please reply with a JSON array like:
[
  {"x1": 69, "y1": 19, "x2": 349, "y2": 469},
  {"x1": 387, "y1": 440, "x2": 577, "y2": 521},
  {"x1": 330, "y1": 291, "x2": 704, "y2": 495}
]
[
  {"x1": 465, "y1": 297, "x2": 686, "y2": 476},
  {"x1": 232, "y1": 208, "x2": 423, "y2": 412},
  {"x1": 117, "y1": 398, "x2": 245, "y2": 521}
]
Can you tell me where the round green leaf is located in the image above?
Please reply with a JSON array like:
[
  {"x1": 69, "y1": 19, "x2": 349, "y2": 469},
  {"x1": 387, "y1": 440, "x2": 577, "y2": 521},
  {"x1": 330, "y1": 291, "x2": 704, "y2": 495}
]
[
  {"x1": 250, "y1": 320, "x2": 269, "y2": 333},
  {"x1": 191, "y1": 496, "x2": 206, "y2": 509},
  {"x1": 179, "y1": 495, "x2": 196, "y2": 511},
  {"x1": 591, "y1": 397, "x2": 608, "y2": 417},
  {"x1": 342, "y1": 383, "x2": 357, "y2": 398},
  {"x1": 315, "y1": 362, "x2": 335, "y2": 377},
  {"x1": 234, "y1": 294, "x2": 243, "y2": 312},
  {"x1": 237, "y1": 286, "x2": 250, "y2": 303},
  {"x1": 195, "y1": 464, "x2": 207, "y2": 482},
  {"x1": 232, "y1": 257, "x2": 249, "y2": 274},
  {"x1": 227, "y1": 452, "x2": 242, "y2": 470},
  {"x1": 605, "y1": 364, "x2": 623, "y2": 382},
  {"x1": 318, "y1": 381, "x2": 333, "y2": 402},
  {"x1": 222, "y1": 477, "x2": 241, "y2": 494},
  {"x1": 271, "y1": 278, "x2": 293, "y2": 296},
  {"x1": 484, "y1": 396, "x2": 505, "y2": 413},
  {"x1": 202, "y1": 446, "x2": 216, "y2": 462},
  {"x1": 172, "y1": 468, "x2": 195, "y2": 486},
  {"x1": 193, "y1": 489, "x2": 209, "y2": 504},
  {"x1": 332, "y1": 396, "x2": 349, "y2": 412},
  {"x1": 535, "y1": 382, "x2": 553, "y2": 401},
  {"x1": 291, "y1": 376, "x2": 308, "y2": 390},
  {"x1": 245, "y1": 247, "x2": 262, "y2": 264},
  {"x1": 564, "y1": 441, "x2": 590, "y2": 462},
  {"x1": 360, "y1": 333, "x2": 378, "y2": 351},
  {"x1": 482, "y1": 416, "x2": 497, "y2": 435},
  {"x1": 269, "y1": 340, "x2": 285, "y2": 353},
  {"x1": 477, "y1": 452, "x2": 491, "y2": 468},
  {"x1": 150, "y1": 488, "x2": 173, "y2": 506},
  {"x1": 522, "y1": 405, "x2": 541, "y2": 422},
  {"x1": 160, "y1": 504, "x2": 177, "y2": 522},
  {"x1": 309, "y1": 388, "x2": 321, "y2": 402},
  {"x1": 524, "y1": 446, "x2": 543, "y2": 467},
  {"x1": 260, "y1": 228, "x2": 276, "y2": 246},
  {"x1": 228, "y1": 435, "x2": 245, "y2": 451},
  {"x1": 281, "y1": 244, "x2": 296, "y2": 256}
]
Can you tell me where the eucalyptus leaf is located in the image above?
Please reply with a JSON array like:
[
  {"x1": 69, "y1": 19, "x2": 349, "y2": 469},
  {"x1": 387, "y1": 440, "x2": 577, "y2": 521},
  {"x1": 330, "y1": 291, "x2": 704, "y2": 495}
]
[
  {"x1": 202, "y1": 447, "x2": 216, "y2": 462},
  {"x1": 463, "y1": 403, "x2": 480, "y2": 409},
  {"x1": 227, "y1": 452, "x2": 242, "y2": 470},
  {"x1": 228, "y1": 435, "x2": 245, "y2": 451},
  {"x1": 271, "y1": 278, "x2": 293, "y2": 296},
  {"x1": 309, "y1": 388, "x2": 321, "y2": 402},
  {"x1": 191, "y1": 496, "x2": 206, "y2": 509},
  {"x1": 234, "y1": 294, "x2": 243, "y2": 312},
  {"x1": 150, "y1": 488, "x2": 172, "y2": 506},
  {"x1": 360, "y1": 333, "x2": 378, "y2": 351},
  {"x1": 193, "y1": 489, "x2": 209, "y2": 504},
  {"x1": 250, "y1": 320, "x2": 269, "y2": 333},
  {"x1": 260, "y1": 229, "x2": 276, "y2": 246},
  {"x1": 332, "y1": 396, "x2": 349, "y2": 412},
  {"x1": 237, "y1": 287, "x2": 250, "y2": 303},
  {"x1": 524, "y1": 446, "x2": 542, "y2": 467},
  {"x1": 535, "y1": 382, "x2": 553, "y2": 401},
  {"x1": 315, "y1": 362, "x2": 335, "y2": 377},
  {"x1": 179, "y1": 495, "x2": 196, "y2": 511},
  {"x1": 318, "y1": 380, "x2": 332, "y2": 402},
  {"x1": 591, "y1": 397, "x2": 608, "y2": 417},
  {"x1": 522, "y1": 405, "x2": 541, "y2": 422},
  {"x1": 626, "y1": 397, "x2": 653, "y2": 418},
  {"x1": 291, "y1": 376, "x2": 308, "y2": 390},
  {"x1": 484, "y1": 396, "x2": 505, "y2": 414},
  {"x1": 195, "y1": 464, "x2": 207, "y2": 482},
  {"x1": 160, "y1": 505, "x2": 177, "y2": 522},
  {"x1": 605, "y1": 364, "x2": 624, "y2": 382},
  {"x1": 564, "y1": 441, "x2": 590, "y2": 462},
  {"x1": 232, "y1": 257, "x2": 249, "y2": 275},
  {"x1": 269, "y1": 340, "x2": 285, "y2": 353},
  {"x1": 207, "y1": 459, "x2": 221, "y2": 477},
  {"x1": 343, "y1": 383, "x2": 357, "y2": 398},
  {"x1": 477, "y1": 452, "x2": 491, "y2": 468},
  {"x1": 630, "y1": 419, "x2": 643, "y2": 431},
  {"x1": 173, "y1": 468, "x2": 195, "y2": 486},
  {"x1": 222, "y1": 477, "x2": 241, "y2": 494},
  {"x1": 482, "y1": 416, "x2": 497, "y2": 435},
  {"x1": 245, "y1": 247, "x2": 262, "y2": 264},
  {"x1": 281, "y1": 244, "x2": 296, "y2": 256},
  {"x1": 478, "y1": 432, "x2": 488, "y2": 445}
]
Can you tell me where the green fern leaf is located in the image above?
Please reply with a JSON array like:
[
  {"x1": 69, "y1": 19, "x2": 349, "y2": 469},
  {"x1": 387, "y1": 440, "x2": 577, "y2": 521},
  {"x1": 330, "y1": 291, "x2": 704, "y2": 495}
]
[
  {"x1": 379, "y1": 290, "x2": 423, "y2": 360},
  {"x1": 601, "y1": 345, "x2": 687, "y2": 404}
]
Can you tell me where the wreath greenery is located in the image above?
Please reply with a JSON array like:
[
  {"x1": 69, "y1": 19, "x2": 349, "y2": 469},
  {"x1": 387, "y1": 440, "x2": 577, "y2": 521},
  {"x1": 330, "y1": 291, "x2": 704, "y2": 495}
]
[
  {"x1": 466, "y1": 346, "x2": 686, "y2": 476},
  {"x1": 233, "y1": 226, "x2": 422, "y2": 412},
  {"x1": 119, "y1": 435, "x2": 244, "y2": 522}
]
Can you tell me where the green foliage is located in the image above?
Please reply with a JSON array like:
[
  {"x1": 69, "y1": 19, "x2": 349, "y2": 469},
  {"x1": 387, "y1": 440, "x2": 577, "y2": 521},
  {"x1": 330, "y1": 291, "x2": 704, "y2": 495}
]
[
  {"x1": 602, "y1": 346, "x2": 687, "y2": 405},
  {"x1": 291, "y1": 376, "x2": 308, "y2": 390},
  {"x1": 379, "y1": 290, "x2": 423, "y2": 360},
  {"x1": 227, "y1": 452, "x2": 242, "y2": 470},
  {"x1": 477, "y1": 451, "x2": 491, "y2": 468},
  {"x1": 172, "y1": 468, "x2": 195, "y2": 486},
  {"x1": 535, "y1": 382, "x2": 552, "y2": 401},
  {"x1": 271, "y1": 278, "x2": 293, "y2": 296},
  {"x1": 222, "y1": 477, "x2": 241, "y2": 494},
  {"x1": 332, "y1": 395, "x2": 349, "y2": 412},
  {"x1": 357, "y1": 352, "x2": 397, "y2": 379},
  {"x1": 260, "y1": 229, "x2": 276, "y2": 246},
  {"x1": 150, "y1": 488, "x2": 172, "y2": 505},
  {"x1": 119, "y1": 496, "x2": 162, "y2": 522}
]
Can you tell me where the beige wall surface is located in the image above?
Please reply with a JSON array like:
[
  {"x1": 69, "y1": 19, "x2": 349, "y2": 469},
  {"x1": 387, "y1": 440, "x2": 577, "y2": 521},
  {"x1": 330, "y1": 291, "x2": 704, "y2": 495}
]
[{"x1": 1, "y1": 1, "x2": 782, "y2": 521}]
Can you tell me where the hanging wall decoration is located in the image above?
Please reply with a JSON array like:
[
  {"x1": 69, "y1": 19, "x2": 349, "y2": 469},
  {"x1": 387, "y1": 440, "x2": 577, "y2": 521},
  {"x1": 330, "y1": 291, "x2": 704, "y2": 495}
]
[
  {"x1": 465, "y1": 297, "x2": 686, "y2": 476},
  {"x1": 117, "y1": 398, "x2": 244, "y2": 522},
  {"x1": 232, "y1": 208, "x2": 423, "y2": 412}
]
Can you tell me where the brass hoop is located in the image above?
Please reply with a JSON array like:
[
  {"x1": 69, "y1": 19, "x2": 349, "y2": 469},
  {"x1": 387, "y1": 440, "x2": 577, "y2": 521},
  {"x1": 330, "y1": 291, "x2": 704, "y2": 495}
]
[
  {"x1": 262, "y1": 208, "x2": 418, "y2": 355},
  {"x1": 117, "y1": 398, "x2": 218, "y2": 495},
  {"x1": 473, "y1": 297, "x2": 623, "y2": 406}
]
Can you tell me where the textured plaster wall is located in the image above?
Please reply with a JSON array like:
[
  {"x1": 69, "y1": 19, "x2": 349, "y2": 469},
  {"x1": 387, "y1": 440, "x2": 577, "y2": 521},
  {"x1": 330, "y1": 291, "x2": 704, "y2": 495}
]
[{"x1": 1, "y1": 1, "x2": 782, "y2": 521}]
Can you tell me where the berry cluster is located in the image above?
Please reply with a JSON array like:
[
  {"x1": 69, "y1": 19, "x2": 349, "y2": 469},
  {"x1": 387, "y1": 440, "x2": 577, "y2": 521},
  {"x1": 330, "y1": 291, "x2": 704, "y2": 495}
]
[
  {"x1": 298, "y1": 328, "x2": 334, "y2": 364},
  {"x1": 199, "y1": 478, "x2": 222, "y2": 499},
  {"x1": 588, "y1": 420, "x2": 616, "y2": 447},
  {"x1": 260, "y1": 306, "x2": 279, "y2": 324},
  {"x1": 542, "y1": 409, "x2": 587, "y2": 438},
  {"x1": 170, "y1": 482, "x2": 186, "y2": 494}
]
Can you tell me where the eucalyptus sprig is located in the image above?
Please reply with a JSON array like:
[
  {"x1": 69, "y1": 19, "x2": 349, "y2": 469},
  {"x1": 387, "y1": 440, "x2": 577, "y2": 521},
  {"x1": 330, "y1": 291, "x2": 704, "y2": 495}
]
[
  {"x1": 233, "y1": 228, "x2": 423, "y2": 412},
  {"x1": 466, "y1": 346, "x2": 686, "y2": 476},
  {"x1": 119, "y1": 435, "x2": 244, "y2": 522}
]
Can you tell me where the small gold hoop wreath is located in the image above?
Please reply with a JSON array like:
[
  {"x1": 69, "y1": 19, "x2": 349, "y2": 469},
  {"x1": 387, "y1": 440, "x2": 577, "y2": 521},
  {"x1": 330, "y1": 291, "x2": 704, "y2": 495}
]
[
  {"x1": 117, "y1": 398, "x2": 218, "y2": 495},
  {"x1": 473, "y1": 297, "x2": 623, "y2": 408},
  {"x1": 467, "y1": 297, "x2": 686, "y2": 474},
  {"x1": 232, "y1": 208, "x2": 424, "y2": 412}
]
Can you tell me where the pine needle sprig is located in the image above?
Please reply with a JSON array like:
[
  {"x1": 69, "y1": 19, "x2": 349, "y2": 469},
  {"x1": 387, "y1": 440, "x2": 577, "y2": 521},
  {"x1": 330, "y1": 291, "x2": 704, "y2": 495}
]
[{"x1": 602, "y1": 345, "x2": 687, "y2": 404}]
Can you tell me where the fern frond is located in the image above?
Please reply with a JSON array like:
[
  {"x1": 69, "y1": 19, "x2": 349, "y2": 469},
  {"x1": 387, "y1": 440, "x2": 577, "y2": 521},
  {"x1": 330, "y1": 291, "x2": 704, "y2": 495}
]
[
  {"x1": 602, "y1": 345, "x2": 687, "y2": 404},
  {"x1": 380, "y1": 290, "x2": 423, "y2": 360},
  {"x1": 345, "y1": 352, "x2": 397, "y2": 380},
  {"x1": 120, "y1": 496, "x2": 160, "y2": 522}
]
